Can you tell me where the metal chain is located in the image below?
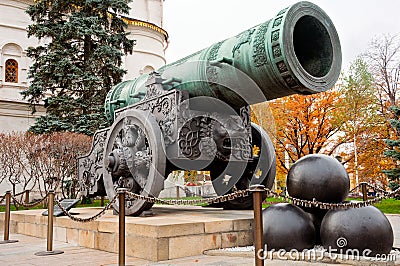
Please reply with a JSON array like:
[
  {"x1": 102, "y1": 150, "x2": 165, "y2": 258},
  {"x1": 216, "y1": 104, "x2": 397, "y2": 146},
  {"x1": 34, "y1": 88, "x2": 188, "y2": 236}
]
[
  {"x1": 365, "y1": 183, "x2": 391, "y2": 195},
  {"x1": 11, "y1": 190, "x2": 26, "y2": 197},
  {"x1": 3, "y1": 182, "x2": 399, "y2": 216},
  {"x1": 54, "y1": 194, "x2": 118, "y2": 223},
  {"x1": 125, "y1": 189, "x2": 251, "y2": 206},
  {"x1": 11, "y1": 193, "x2": 49, "y2": 208},
  {"x1": 349, "y1": 183, "x2": 391, "y2": 196},
  {"x1": 0, "y1": 194, "x2": 5, "y2": 204},
  {"x1": 264, "y1": 186, "x2": 400, "y2": 210},
  {"x1": 348, "y1": 185, "x2": 360, "y2": 194}
]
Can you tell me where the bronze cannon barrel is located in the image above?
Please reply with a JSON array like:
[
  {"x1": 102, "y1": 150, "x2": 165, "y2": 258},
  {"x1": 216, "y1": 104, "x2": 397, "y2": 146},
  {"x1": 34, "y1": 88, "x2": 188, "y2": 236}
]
[{"x1": 105, "y1": 1, "x2": 341, "y2": 121}]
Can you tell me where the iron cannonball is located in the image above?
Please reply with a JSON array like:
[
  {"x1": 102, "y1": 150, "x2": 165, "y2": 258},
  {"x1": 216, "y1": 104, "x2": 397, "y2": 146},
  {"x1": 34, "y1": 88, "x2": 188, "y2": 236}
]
[
  {"x1": 262, "y1": 203, "x2": 316, "y2": 251},
  {"x1": 301, "y1": 206, "x2": 328, "y2": 245},
  {"x1": 320, "y1": 206, "x2": 394, "y2": 256},
  {"x1": 287, "y1": 154, "x2": 349, "y2": 202}
]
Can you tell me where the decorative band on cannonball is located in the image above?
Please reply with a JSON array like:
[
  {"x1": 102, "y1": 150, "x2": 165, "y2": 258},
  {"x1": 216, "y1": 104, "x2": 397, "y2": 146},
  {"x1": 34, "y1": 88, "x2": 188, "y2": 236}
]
[
  {"x1": 286, "y1": 154, "x2": 350, "y2": 203},
  {"x1": 262, "y1": 203, "x2": 316, "y2": 251},
  {"x1": 320, "y1": 206, "x2": 394, "y2": 256}
]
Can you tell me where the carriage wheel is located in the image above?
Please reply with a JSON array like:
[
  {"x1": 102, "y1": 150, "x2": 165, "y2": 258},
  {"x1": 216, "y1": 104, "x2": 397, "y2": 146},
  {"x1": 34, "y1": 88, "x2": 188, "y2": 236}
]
[
  {"x1": 212, "y1": 122, "x2": 276, "y2": 210},
  {"x1": 103, "y1": 109, "x2": 166, "y2": 216}
]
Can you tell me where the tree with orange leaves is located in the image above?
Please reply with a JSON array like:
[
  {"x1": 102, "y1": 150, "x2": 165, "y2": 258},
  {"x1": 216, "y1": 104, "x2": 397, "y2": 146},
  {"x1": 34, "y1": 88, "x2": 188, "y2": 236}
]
[
  {"x1": 336, "y1": 59, "x2": 390, "y2": 188},
  {"x1": 269, "y1": 89, "x2": 346, "y2": 176}
]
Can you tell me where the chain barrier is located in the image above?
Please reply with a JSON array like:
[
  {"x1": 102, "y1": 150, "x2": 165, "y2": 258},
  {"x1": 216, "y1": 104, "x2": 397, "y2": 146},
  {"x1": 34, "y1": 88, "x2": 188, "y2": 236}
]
[
  {"x1": 11, "y1": 192, "x2": 49, "y2": 208},
  {"x1": 120, "y1": 184, "x2": 400, "y2": 211},
  {"x1": 11, "y1": 190, "x2": 26, "y2": 197},
  {"x1": 125, "y1": 189, "x2": 251, "y2": 206},
  {"x1": 263, "y1": 186, "x2": 400, "y2": 210},
  {"x1": 2, "y1": 182, "x2": 400, "y2": 219},
  {"x1": 348, "y1": 184, "x2": 360, "y2": 194},
  {"x1": 0, "y1": 194, "x2": 5, "y2": 205},
  {"x1": 349, "y1": 183, "x2": 391, "y2": 196},
  {"x1": 54, "y1": 194, "x2": 118, "y2": 223},
  {"x1": 366, "y1": 183, "x2": 391, "y2": 196}
]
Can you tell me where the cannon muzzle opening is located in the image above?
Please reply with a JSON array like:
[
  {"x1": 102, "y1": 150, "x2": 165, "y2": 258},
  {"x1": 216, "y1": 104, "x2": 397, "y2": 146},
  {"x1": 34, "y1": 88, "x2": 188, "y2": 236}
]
[
  {"x1": 294, "y1": 15, "x2": 333, "y2": 78},
  {"x1": 278, "y1": 1, "x2": 341, "y2": 95}
]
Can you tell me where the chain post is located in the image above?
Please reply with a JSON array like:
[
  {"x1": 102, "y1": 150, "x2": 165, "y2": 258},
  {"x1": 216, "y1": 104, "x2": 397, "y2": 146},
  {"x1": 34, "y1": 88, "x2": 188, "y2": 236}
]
[
  {"x1": 176, "y1": 186, "x2": 180, "y2": 199},
  {"x1": 360, "y1": 182, "x2": 368, "y2": 202},
  {"x1": 35, "y1": 190, "x2": 63, "y2": 256},
  {"x1": 101, "y1": 196, "x2": 105, "y2": 207},
  {"x1": 25, "y1": 190, "x2": 30, "y2": 210},
  {"x1": 47, "y1": 190, "x2": 55, "y2": 251},
  {"x1": 0, "y1": 191, "x2": 18, "y2": 244},
  {"x1": 250, "y1": 185, "x2": 265, "y2": 266},
  {"x1": 118, "y1": 188, "x2": 128, "y2": 266}
]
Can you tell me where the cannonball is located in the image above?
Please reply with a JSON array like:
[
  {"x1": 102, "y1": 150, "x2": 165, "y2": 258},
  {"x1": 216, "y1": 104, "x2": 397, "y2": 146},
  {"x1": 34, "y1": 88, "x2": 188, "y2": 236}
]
[
  {"x1": 320, "y1": 206, "x2": 394, "y2": 256},
  {"x1": 262, "y1": 203, "x2": 315, "y2": 251},
  {"x1": 301, "y1": 206, "x2": 328, "y2": 245},
  {"x1": 287, "y1": 154, "x2": 349, "y2": 202}
]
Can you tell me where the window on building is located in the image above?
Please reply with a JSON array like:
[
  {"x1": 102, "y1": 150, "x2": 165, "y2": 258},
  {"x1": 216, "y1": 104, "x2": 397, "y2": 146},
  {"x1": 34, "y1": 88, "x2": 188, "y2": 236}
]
[{"x1": 5, "y1": 59, "x2": 18, "y2": 83}]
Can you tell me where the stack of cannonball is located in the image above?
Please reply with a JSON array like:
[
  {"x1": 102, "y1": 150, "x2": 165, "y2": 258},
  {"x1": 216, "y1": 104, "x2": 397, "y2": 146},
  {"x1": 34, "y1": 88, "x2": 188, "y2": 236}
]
[{"x1": 262, "y1": 154, "x2": 393, "y2": 256}]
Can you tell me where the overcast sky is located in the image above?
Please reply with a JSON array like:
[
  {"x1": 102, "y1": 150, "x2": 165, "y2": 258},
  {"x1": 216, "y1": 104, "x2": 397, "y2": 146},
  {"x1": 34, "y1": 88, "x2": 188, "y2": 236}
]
[{"x1": 163, "y1": 0, "x2": 400, "y2": 71}]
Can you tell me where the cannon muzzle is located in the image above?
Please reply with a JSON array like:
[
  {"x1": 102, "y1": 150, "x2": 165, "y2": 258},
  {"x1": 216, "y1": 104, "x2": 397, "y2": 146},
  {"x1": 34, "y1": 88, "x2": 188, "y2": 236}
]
[{"x1": 105, "y1": 1, "x2": 341, "y2": 121}]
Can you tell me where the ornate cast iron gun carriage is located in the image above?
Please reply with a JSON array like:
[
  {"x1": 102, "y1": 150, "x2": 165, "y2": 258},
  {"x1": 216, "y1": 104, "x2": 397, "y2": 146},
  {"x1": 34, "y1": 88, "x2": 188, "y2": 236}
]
[{"x1": 78, "y1": 1, "x2": 341, "y2": 216}]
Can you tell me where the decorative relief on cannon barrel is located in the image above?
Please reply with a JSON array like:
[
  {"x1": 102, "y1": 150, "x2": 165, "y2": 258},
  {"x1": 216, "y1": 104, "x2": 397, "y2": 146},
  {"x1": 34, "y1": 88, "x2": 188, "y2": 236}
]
[
  {"x1": 232, "y1": 28, "x2": 255, "y2": 57},
  {"x1": 208, "y1": 41, "x2": 223, "y2": 62},
  {"x1": 206, "y1": 41, "x2": 223, "y2": 85},
  {"x1": 269, "y1": 7, "x2": 300, "y2": 90},
  {"x1": 273, "y1": 17, "x2": 283, "y2": 27},
  {"x1": 253, "y1": 21, "x2": 270, "y2": 67},
  {"x1": 277, "y1": 7, "x2": 289, "y2": 16}
]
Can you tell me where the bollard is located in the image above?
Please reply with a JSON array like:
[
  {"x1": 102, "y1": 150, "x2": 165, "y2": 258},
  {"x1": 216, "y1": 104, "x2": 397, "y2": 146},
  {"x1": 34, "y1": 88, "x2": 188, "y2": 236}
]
[
  {"x1": 360, "y1": 182, "x2": 368, "y2": 202},
  {"x1": 25, "y1": 190, "x2": 30, "y2": 210},
  {"x1": 176, "y1": 186, "x2": 180, "y2": 199},
  {"x1": 101, "y1": 196, "x2": 105, "y2": 207},
  {"x1": 250, "y1": 184, "x2": 265, "y2": 266},
  {"x1": 35, "y1": 190, "x2": 64, "y2": 256},
  {"x1": 118, "y1": 188, "x2": 127, "y2": 266},
  {"x1": 0, "y1": 191, "x2": 18, "y2": 244}
]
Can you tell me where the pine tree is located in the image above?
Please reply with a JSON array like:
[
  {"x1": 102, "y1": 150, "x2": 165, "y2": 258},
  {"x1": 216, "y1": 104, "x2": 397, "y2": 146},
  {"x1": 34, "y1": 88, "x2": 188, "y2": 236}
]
[
  {"x1": 22, "y1": 0, "x2": 134, "y2": 135},
  {"x1": 383, "y1": 106, "x2": 400, "y2": 189}
]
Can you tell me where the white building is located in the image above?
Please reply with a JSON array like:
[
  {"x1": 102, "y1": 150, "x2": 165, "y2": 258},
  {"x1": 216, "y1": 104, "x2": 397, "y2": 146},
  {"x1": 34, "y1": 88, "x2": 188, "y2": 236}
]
[
  {"x1": 0, "y1": 0, "x2": 168, "y2": 195},
  {"x1": 0, "y1": 0, "x2": 168, "y2": 133}
]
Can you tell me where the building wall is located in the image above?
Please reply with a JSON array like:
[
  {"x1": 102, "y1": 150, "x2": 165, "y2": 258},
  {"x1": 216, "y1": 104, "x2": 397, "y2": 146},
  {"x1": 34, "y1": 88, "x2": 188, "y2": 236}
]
[
  {"x1": 0, "y1": 0, "x2": 167, "y2": 133},
  {"x1": 128, "y1": 0, "x2": 164, "y2": 28},
  {"x1": 0, "y1": 0, "x2": 45, "y2": 133},
  {"x1": 123, "y1": 0, "x2": 167, "y2": 79},
  {"x1": 0, "y1": 0, "x2": 167, "y2": 195}
]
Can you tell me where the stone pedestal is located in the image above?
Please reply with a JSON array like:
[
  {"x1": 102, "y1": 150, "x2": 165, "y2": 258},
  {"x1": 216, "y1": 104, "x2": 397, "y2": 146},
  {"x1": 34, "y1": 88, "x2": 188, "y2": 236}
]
[{"x1": 0, "y1": 205, "x2": 253, "y2": 261}]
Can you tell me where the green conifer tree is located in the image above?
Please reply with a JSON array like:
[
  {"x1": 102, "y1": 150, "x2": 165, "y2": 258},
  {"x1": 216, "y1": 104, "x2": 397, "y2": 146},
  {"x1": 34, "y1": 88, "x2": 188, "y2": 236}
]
[
  {"x1": 22, "y1": 0, "x2": 134, "y2": 135},
  {"x1": 383, "y1": 106, "x2": 400, "y2": 190}
]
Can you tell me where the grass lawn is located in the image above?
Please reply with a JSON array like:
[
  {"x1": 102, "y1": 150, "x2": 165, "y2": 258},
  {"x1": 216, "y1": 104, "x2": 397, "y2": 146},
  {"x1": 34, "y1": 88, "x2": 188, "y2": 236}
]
[
  {"x1": 262, "y1": 197, "x2": 400, "y2": 214},
  {"x1": 373, "y1": 198, "x2": 400, "y2": 214}
]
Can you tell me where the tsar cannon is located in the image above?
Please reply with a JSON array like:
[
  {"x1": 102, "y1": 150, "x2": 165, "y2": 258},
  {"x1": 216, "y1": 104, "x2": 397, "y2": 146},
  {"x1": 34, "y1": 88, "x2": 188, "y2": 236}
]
[{"x1": 78, "y1": 1, "x2": 341, "y2": 216}]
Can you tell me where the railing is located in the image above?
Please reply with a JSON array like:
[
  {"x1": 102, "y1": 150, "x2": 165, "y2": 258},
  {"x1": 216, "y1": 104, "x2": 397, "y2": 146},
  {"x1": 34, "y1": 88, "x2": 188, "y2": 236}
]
[{"x1": 0, "y1": 184, "x2": 399, "y2": 265}]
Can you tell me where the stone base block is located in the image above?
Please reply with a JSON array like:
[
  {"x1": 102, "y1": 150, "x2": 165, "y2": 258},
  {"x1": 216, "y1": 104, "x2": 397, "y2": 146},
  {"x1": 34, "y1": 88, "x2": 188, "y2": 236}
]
[{"x1": 0, "y1": 205, "x2": 253, "y2": 261}]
